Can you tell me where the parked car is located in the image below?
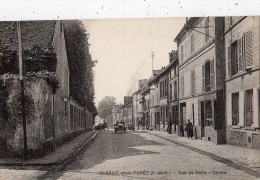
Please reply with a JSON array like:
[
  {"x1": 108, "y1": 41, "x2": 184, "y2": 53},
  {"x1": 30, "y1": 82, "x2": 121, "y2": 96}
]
[
  {"x1": 127, "y1": 124, "x2": 135, "y2": 131},
  {"x1": 114, "y1": 121, "x2": 126, "y2": 133},
  {"x1": 95, "y1": 123, "x2": 104, "y2": 130}
]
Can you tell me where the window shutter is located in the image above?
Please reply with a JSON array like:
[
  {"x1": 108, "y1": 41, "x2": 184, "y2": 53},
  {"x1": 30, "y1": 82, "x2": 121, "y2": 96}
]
[
  {"x1": 227, "y1": 46, "x2": 231, "y2": 77},
  {"x1": 245, "y1": 31, "x2": 253, "y2": 69},
  {"x1": 238, "y1": 38, "x2": 243, "y2": 71},
  {"x1": 202, "y1": 65, "x2": 205, "y2": 92},
  {"x1": 180, "y1": 76, "x2": 184, "y2": 98},
  {"x1": 191, "y1": 70, "x2": 195, "y2": 95},
  {"x1": 212, "y1": 99, "x2": 215, "y2": 128},
  {"x1": 210, "y1": 59, "x2": 215, "y2": 90}
]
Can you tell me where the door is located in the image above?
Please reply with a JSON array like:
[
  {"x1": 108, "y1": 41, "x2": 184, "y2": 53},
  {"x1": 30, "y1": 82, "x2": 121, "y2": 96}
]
[
  {"x1": 180, "y1": 103, "x2": 186, "y2": 136},
  {"x1": 201, "y1": 102, "x2": 205, "y2": 138}
]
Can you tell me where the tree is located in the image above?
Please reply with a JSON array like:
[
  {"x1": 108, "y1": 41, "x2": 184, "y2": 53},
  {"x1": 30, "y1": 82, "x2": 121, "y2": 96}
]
[
  {"x1": 97, "y1": 96, "x2": 116, "y2": 119},
  {"x1": 63, "y1": 20, "x2": 97, "y2": 116}
]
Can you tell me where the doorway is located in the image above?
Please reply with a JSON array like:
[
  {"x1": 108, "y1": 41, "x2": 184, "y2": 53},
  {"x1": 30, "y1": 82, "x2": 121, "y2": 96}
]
[
  {"x1": 200, "y1": 102, "x2": 205, "y2": 138},
  {"x1": 180, "y1": 103, "x2": 186, "y2": 136}
]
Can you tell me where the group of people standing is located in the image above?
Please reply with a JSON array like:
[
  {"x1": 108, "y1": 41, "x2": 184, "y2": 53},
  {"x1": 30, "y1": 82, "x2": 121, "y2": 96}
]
[{"x1": 167, "y1": 119, "x2": 194, "y2": 139}]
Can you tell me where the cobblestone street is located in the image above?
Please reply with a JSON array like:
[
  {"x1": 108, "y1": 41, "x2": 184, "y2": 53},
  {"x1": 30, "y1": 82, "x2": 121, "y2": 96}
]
[{"x1": 1, "y1": 130, "x2": 258, "y2": 180}]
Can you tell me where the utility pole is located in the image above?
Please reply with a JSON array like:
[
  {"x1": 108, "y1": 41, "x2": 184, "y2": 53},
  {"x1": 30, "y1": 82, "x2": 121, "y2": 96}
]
[
  {"x1": 151, "y1": 51, "x2": 155, "y2": 74},
  {"x1": 17, "y1": 22, "x2": 28, "y2": 160}
]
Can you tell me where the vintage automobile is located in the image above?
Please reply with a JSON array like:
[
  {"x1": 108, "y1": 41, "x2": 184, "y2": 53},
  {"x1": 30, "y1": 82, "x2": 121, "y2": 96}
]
[
  {"x1": 114, "y1": 121, "x2": 127, "y2": 133},
  {"x1": 127, "y1": 123, "x2": 135, "y2": 131}
]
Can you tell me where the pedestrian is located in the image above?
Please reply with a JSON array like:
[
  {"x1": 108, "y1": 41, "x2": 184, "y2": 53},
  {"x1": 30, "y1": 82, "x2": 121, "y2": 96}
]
[{"x1": 185, "y1": 119, "x2": 193, "y2": 139}]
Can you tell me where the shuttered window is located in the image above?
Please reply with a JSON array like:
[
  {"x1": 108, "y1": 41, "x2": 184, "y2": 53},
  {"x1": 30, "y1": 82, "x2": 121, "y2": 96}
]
[
  {"x1": 232, "y1": 93, "x2": 239, "y2": 125},
  {"x1": 245, "y1": 31, "x2": 253, "y2": 69},
  {"x1": 180, "y1": 76, "x2": 184, "y2": 98},
  {"x1": 227, "y1": 30, "x2": 254, "y2": 77},
  {"x1": 227, "y1": 46, "x2": 231, "y2": 77},
  {"x1": 210, "y1": 59, "x2": 215, "y2": 90},
  {"x1": 191, "y1": 70, "x2": 195, "y2": 95},
  {"x1": 202, "y1": 64, "x2": 205, "y2": 92},
  {"x1": 245, "y1": 89, "x2": 253, "y2": 126},
  {"x1": 205, "y1": 61, "x2": 211, "y2": 92},
  {"x1": 180, "y1": 45, "x2": 184, "y2": 62},
  {"x1": 231, "y1": 41, "x2": 238, "y2": 75},
  {"x1": 174, "y1": 80, "x2": 177, "y2": 100},
  {"x1": 238, "y1": 37, "x2": 243, "y2": 72},
  {"x1": 205, "y1": 17, "x2": 210, "y2": 43},
  {"x1": 191, "y1": 34, "x2": 195, "y2": 53}
]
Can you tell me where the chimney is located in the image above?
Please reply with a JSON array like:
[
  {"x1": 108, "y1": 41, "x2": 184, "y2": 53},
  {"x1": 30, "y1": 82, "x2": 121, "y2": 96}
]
[{"x1": 169, "y1": 50, "x2": 177, "y2": 63}]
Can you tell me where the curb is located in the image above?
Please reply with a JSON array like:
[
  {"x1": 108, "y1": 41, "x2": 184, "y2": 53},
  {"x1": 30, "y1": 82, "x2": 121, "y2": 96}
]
[
  {"x1": 0, "y1": 131, "x2": 99, "y2": 167},
  {"x1": 148, "y1": 132, "x2": 260, "y2": 178}
]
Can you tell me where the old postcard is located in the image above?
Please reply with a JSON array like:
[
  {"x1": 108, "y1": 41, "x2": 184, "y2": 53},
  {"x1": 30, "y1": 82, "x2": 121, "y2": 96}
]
[{"x1": 0, "y1": 1, "x2": 259, "y2": 180}]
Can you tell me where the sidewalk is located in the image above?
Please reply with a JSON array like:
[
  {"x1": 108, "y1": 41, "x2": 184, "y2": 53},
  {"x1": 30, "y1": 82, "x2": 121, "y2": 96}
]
[
  {"x1": 0, "y1": 130, "x2": 99, "y2": 166},
  {"x1": 147, "y1": 130, "x2": 260, "y2": 175}
]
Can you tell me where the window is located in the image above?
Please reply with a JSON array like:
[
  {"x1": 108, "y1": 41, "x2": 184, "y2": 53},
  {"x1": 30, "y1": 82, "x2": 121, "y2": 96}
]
[
  {"x1": 191, "y1": 70, "x2": 195, "y2": 95},
  {"x1": 232, "y1": 93, "x2": 239, "y2": 125},
  {"x1": 191, "y1": 34, "x2": 195, "y2": 53},
  {"x1": 205, "y1": 100, "x2": 213, "y2": 126},
  {"x1": 180, "y1": 76, "x2": 184, "y2": 98},
  {"x1": 174, "y1": 64, "x2": 177, "y2": 77},
  {"x1": 165, "y1": 79, "x2": 168, "y2": 96},
  {"x1": 231, "y1": 41, "x2": 238, "y2": 75},
  {"x1": 169, "y1": 83, "x2": 172, "y2": 100},
  {"x1": 202, "y1": 59, "x2": 214, "y2": 92},
  {"x1": 245, "y1": 89, "x2": 253, "y2": 126},
  {"x1": 180, "y1": 44, "x2": 184, "y2": 62},
  {"x1": 205, "y1": 17, "x2": 210, "y2": 43},
  {"x1": 227, "y1": 30, "x2": 254, "y2": 77},
  {"x1": 174, "y1": 80, "x2": 177, "y2": 100},
  {"x1": 205, "y1": 61, "x2": 211, "y2": 92}
]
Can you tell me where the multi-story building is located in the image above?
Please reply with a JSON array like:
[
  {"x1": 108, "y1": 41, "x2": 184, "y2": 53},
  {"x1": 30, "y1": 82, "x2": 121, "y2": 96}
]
[
  {"x1": 121, "y1": 96, "x2": 133, "y2": 126},
  {"x1": 140, "y1": 81, "x2": 150, "y2": 129},
  {"x1": 112, "y1": 104, "x2": 122, "y2": 124},
  {"x1": 148, "y1": 70, "x2": 161, "y2": 130},
  {"x1": 132, "y1": 79, "x2": 147, "y2": 129},
  {"x1": 149, "y1": 66, "x2": 170, "y2": 131},
  {"x1": 174, "y1": 17, "x2": 226, "y2": 144},
  {"x1": 167, "y1": 50, "x2": 179, "y2": 134},
  {"x1": 225, "y1": 16, "x2": 260, "y2": 149}
]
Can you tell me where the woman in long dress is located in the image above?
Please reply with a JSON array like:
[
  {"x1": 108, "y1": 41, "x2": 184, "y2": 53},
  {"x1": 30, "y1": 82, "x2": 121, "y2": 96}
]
[{"x1": 185, "y1": 119, "x2": 193, "y2": 139}]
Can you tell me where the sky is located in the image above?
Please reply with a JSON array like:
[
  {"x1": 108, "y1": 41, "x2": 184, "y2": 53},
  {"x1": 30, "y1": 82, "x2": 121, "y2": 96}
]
[{"x1": 83, "y1": 18, "x2": 185, "y2": 105}]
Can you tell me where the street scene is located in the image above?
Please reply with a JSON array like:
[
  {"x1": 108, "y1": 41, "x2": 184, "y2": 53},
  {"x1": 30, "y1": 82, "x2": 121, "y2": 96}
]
[{"x1": 0, "y1": 16, "x2": 260, "y2": 180}]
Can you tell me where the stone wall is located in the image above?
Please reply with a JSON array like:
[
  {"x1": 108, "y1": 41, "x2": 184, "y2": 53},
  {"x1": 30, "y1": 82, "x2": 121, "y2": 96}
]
[{"x1": 0, "y1": 75, "x2": 52, "y2": 157}]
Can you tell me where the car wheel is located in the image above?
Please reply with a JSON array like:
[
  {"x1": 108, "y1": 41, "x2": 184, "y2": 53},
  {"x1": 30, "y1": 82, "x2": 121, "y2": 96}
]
[{"x1": 115, "y1": 129, "x2": 117, "y2": 134}]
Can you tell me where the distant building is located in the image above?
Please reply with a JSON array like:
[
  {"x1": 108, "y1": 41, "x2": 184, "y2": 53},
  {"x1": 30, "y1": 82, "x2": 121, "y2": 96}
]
[
  {"x1": 112, "y1": 104, "x2": 122, "y2": 124},
  {"x1": 132, "y1": 79, "x2": 147, "y2": 129}
]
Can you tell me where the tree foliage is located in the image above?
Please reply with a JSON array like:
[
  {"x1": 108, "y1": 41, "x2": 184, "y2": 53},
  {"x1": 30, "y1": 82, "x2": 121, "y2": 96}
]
[
  {"x1": 97, "y1": 96, "x2": 116, "y2": 119},
  {"x1": 63, "y1": 20, "x2": 97, "y2": 116}
]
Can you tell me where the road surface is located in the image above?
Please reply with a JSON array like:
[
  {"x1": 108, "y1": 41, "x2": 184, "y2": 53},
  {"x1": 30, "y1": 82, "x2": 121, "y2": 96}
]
[{"x1": 0, "y1": 130, "x2": 258, "y2": 180}]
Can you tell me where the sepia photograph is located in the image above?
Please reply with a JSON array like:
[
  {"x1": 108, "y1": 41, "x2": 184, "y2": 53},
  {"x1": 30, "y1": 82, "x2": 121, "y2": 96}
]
[{"x1": 0, "y1": 1, "x2": 260, "y2": 180}]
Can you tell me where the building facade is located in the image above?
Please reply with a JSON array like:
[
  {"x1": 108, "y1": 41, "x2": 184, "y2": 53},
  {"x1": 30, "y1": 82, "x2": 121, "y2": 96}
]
[
  {"x1": 174, "y1": 17, "x2": 226, "y2": 144},
  {"x1": 168, "y1": 51, "x2": 179, "y2": 134},
  {"x1": 225, "y1": 16, "x2": 260, "y2": 149}
]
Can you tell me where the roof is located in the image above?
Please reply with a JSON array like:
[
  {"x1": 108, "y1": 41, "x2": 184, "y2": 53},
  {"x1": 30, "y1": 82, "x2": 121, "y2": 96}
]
[{"x1": 174, "y1": 17, "x2": 198, "y2": 43}]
